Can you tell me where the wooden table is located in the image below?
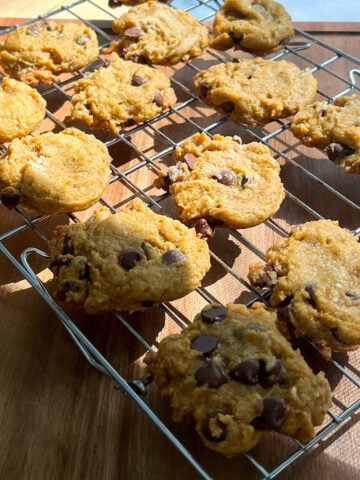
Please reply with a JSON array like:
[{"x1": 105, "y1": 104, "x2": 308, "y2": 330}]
[{"x1": 0, "y1": 2, "x2": 359, "y2": 479}]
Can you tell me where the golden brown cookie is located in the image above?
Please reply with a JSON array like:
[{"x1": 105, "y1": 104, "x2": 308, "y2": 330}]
[
  {"x1": 48, "y1": 199, "x2": 211, "y2": 313},
  {"x1": 248, "y1": 219, "x2": 360, "y2": 359},
  {"x1": 155, "y1": 132, "x2": 285, "y2": 234},
  {"x1": 290, "y1": 95, "x2": 360, "y2": 174},
  {"x1": 0, "y1": 127, "x2": 111, "y2": 214},
  {"x1": 210, "y1": 0, "x2": 294, "y2": 55},
  {"x1": 69, "y1": 53, "x2": 177, "y2": 133},
  {"x1": 0, "y1": 77, "x2": 46, "y2": 143},
  {"x1": 194, "y1": 58, "x2": 317, "y2": 126},
  {"x1": 0, "y1": 20, "x2": 99, "y2": 86},
  {"x1": 145, "y1": 302, "x2": 331, "y2": 456},
  {"x1": 107, "y1": 1, "x2": 209, "y2": 64}
]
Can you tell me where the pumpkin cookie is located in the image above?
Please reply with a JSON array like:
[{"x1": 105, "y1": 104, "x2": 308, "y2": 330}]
[
  {"x1": 248, "y1": 219, "x2": 360, "y2": 359},
  {"x1": 210, "y1": 0, "x2": 294, "y2": 55},
  {"x1": 290, "y1": 95, "x2": 360, "y2": 174},
  {"x1": 0, "y1": 77, "x2": 46, "y2": 143},
  {"x1": 145, "y1": 302, "x2": 331, "y2": 456},
  {"x1": 0, "y1": 20, "x2": 99, "y2": 86},
  {"x1": 48, "y1": 199, "x2": 211, "y2": 314},
  {"x1": 0, "y1": 127, "x2": 111, "y2": 214},
  {"x1": 69, "y1": 53, "x2": 177, "y2": 133},
  {"x1": 194, "y1": 58, "x2": 317, "y2": 126},
  {"x1": 107, "y1": 1, "x2": 209, "y2": 64},
  {"x1": 155, "y1": 132, "x2": 285, "y2": 235}
]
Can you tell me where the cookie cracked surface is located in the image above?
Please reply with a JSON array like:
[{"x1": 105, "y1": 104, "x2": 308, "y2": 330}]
[
  {"x1": 210, "y1": 0, "x2": 294, "y2": 56},
  {"x1": 194, "y1": 58, "x2": 317, "y2": 126},
  {"x1": 0, "y1": 127, "x2": 111, "y2": 214},
  {"x1": 48, "y1": 199, "x2": 211, "y2": 314},
  {"x1": 156, "y1": 132, "x2": 285, "y2": 233},
  {"x1": 145, "y1": 302, "x2": 331, "y2": 456},
  {"x1": 290, "y1": 95, "x2": 360, "y2": 174},
  {"x1": 248, "y1": 219, "x2": 360, "y2": 359},
  {"x1": 69, "y1": 53, "x2": 177, "y2": 133},
  {"x1": 0, "y1": 20, "x2": 99, "y2": 86},
  {"x1": 108, "y1": 1, "x2": 209, "y2": 65}
]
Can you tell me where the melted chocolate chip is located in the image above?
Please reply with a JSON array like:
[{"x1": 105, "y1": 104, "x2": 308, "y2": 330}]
[
  {"x1": 201, "y1": 304, "x2": 227, "y2": 323},
  {"x1": 251, "y1": 264, "x2": 275, "y2": 288},
  {"x1": 119, "y1": 248, "x2": 143, "y2": 270},
  {"x1": 56, "y1": 280, "x2": 80, "y2": 301},
  {"x1": 212, "y1": 170, "x2": 235, "y2": 186},
  {"x1": 49, "y1": 257, "x2": 71, "y2": 270},
  {"x1": 230, "y1": 359, "x2": 260, "y2": 385},
  {"x1": 252, "y1": 397, "x2": 285, "y2": 430},
  {"x1": 190, "y1": 334, "x2": 219, "y2": 356},
  {"x1": 162, "y1": 249, "x2": 186, "y2": 265},
  {"x1": 183, "y1": 153, "x2": 197, "y2": 170},
  {"x1": 305, "y1": 284, "x2": 317, "y2": 307},
  {"x1": 190, "y1": 218, "x2": 215, "y2": 238},
  {"x1": 199, "y1": 82, "x2": 211, "y2": 98},
  {"x1": 124, "y1": 27, "x2": 144, "y2": 38},
  {"x1": 141, "y1": 300, "x2": 155, "y2": 308},
  {"x1": 132, "y1": 74, "x2": 148, "y2": 86},
  {"x1": 195, "y1": 361, "x2": 227, "y2": 388},
  {"x1": 260, "y1": 360, "x2": 286, "y2": 388},
  {"x1": 77, "y1": 259, "x2": 89, "y2": 280},
  {"x1": 0, "y1": 190, "x2": 20, "y2": 209},
  {"x1": 221, "y1": 101, "x2": 235, "y2": 113},
  {"x1": 62, "y1": 236, "x2": 75, "y2": 255},
  {"x1": 325, "y1": 142, "x2": 355, "y2": 161},
  {"x1": 201, "y1": 412, "x2": 227, "y2": 443},
  {"x1": 153, "y1": 92, "x2": 164, "y2": 106}
]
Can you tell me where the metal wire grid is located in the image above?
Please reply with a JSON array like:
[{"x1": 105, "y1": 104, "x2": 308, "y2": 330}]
[{"x1": 0, "y1": 1, "x2": 359, "y2": 479}]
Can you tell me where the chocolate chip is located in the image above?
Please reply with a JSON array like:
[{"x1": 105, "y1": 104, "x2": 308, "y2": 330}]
[
  {"x1": 201, "y1": 304, "x2": 227, "y2": 323},
  {"x1": 220, "y1": 101, "x2": 235, "y2": 113},
  {"x1": 199, "y1": 82, "x2": 211, "y2": 98},
  {"x1": 132, "y1": 74, "x2": 148, "y2": 86},
  {"x1": 345, "y1": 291, "x2": 359, "y2": 299},
  {"x1": 119, "y1": 248, "x2": 143, "y2": 270},
  {"x1": 190, "y1": 218, "x2": 214, "y2": 238},
  {"x1": 320, "y1": 107, "x2": 328, "y2": 117},
  {"x1": 56, "y1": 280, "x2": 80, "y2": 301},
  {"x1": 260, "y1": 360, "x2": 286, "y2": 388},
  {"x1": 183, "y1": 153, "x2": 197, "y2": 170},
  {"x1": 305, "y1": 284, "x2": 317, "y2": 307},
  {"x1": 252, "y1": 397, "x2": 285, "y2": 430},
  {"x1": 153, "y1": 92, "x2": 164, "y2": 107},
  {"x1": 49, "y1": 257, "x2": 71, "y2": 270},
  {"x1": 77, "y1": 259, "x2": 89, "y2": 280},
  {"x1": 76, "y1": 35, "x2": 90, "y2": 45},
  {"x1": 325, "y1": 142, "x2": 355, "y2": 161},
  {"x1": 190, "y1": 334, "x2": 219, "y2": 356},
  {"x1": 201, "y1": 412, "x2": 227, "y2": 443},
  {"x1": 62, "y1": 236, "x2": 75, "y2": 255},
  {"x1": 251, "y1": 264, "x2": 275, "y2": 288},
  {"x1": 124, "y1": 27, "x2": 144, "y2": 38},
  {"x1": 0, "y1": 190, "x2": 20, "y2": 209},
  {"x1": 129, "y1": 54, "x2": 146, "y2": 64},
  {"x1": 195, "y1": 361, "x2": 227, "y2": 388},
  {"x1": 141, "y1": 300, "x2": 155, "y2": 308},
  {"x1": 230, "y1": 359, "x2": 260, "y2": 385},
  {"x1": 162, "y1": 249, "x2": 186, "y2": 265},
  {"x1": 212, "y1": 169, "x2": 235, "y2": 186},
  {"x1": 331, "y1": 327, "x2": 341, "y2": 342}
]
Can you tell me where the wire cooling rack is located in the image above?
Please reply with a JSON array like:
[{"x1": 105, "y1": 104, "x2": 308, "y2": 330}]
[{"x1": 0, "y1": 1, "x2": 359, "y2": 479}]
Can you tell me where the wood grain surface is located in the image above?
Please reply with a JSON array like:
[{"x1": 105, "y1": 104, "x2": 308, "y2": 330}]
[{"x1": 0, "y1": 2, "x2": 359, "y2": 479}]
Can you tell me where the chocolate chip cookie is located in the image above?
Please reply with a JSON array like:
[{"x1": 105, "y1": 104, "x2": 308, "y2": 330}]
[
  {"x1": 107, "y1": 1, "x2": 209, "y2": 64},
  {"x1": 145, "y1": 302, "x2": 331, "y2": 456},
  {"x1": 48, "y1": 199, "x2": 211, "y2": 314},
  {"x1": 210, "y1": 0, "x2": 294, "y2": 56},
  {"x1": 248, "y1": 219, "x2": 360, "y2": 359},
  {"x1": 194, "y1": 58, "x2": 317, "y2": 126},
  {"x1": 0, "y1": 127, "x2": 111, "y2": 214},
  {"x1": 155, "y1": 132, "x2": 285, "y2": 235},
  {"x1": 0, "y1": 77, "x2": 46, "y2": 143},
  {"x1": 290, "y1": 95, "x2": 360, "y2": 174},
  {"x1": 69, "y1": 53, "x2": 177, "y2": 134},
  {"x1": 0, "y1": 20, "x2": 99, "y2": 86}
]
